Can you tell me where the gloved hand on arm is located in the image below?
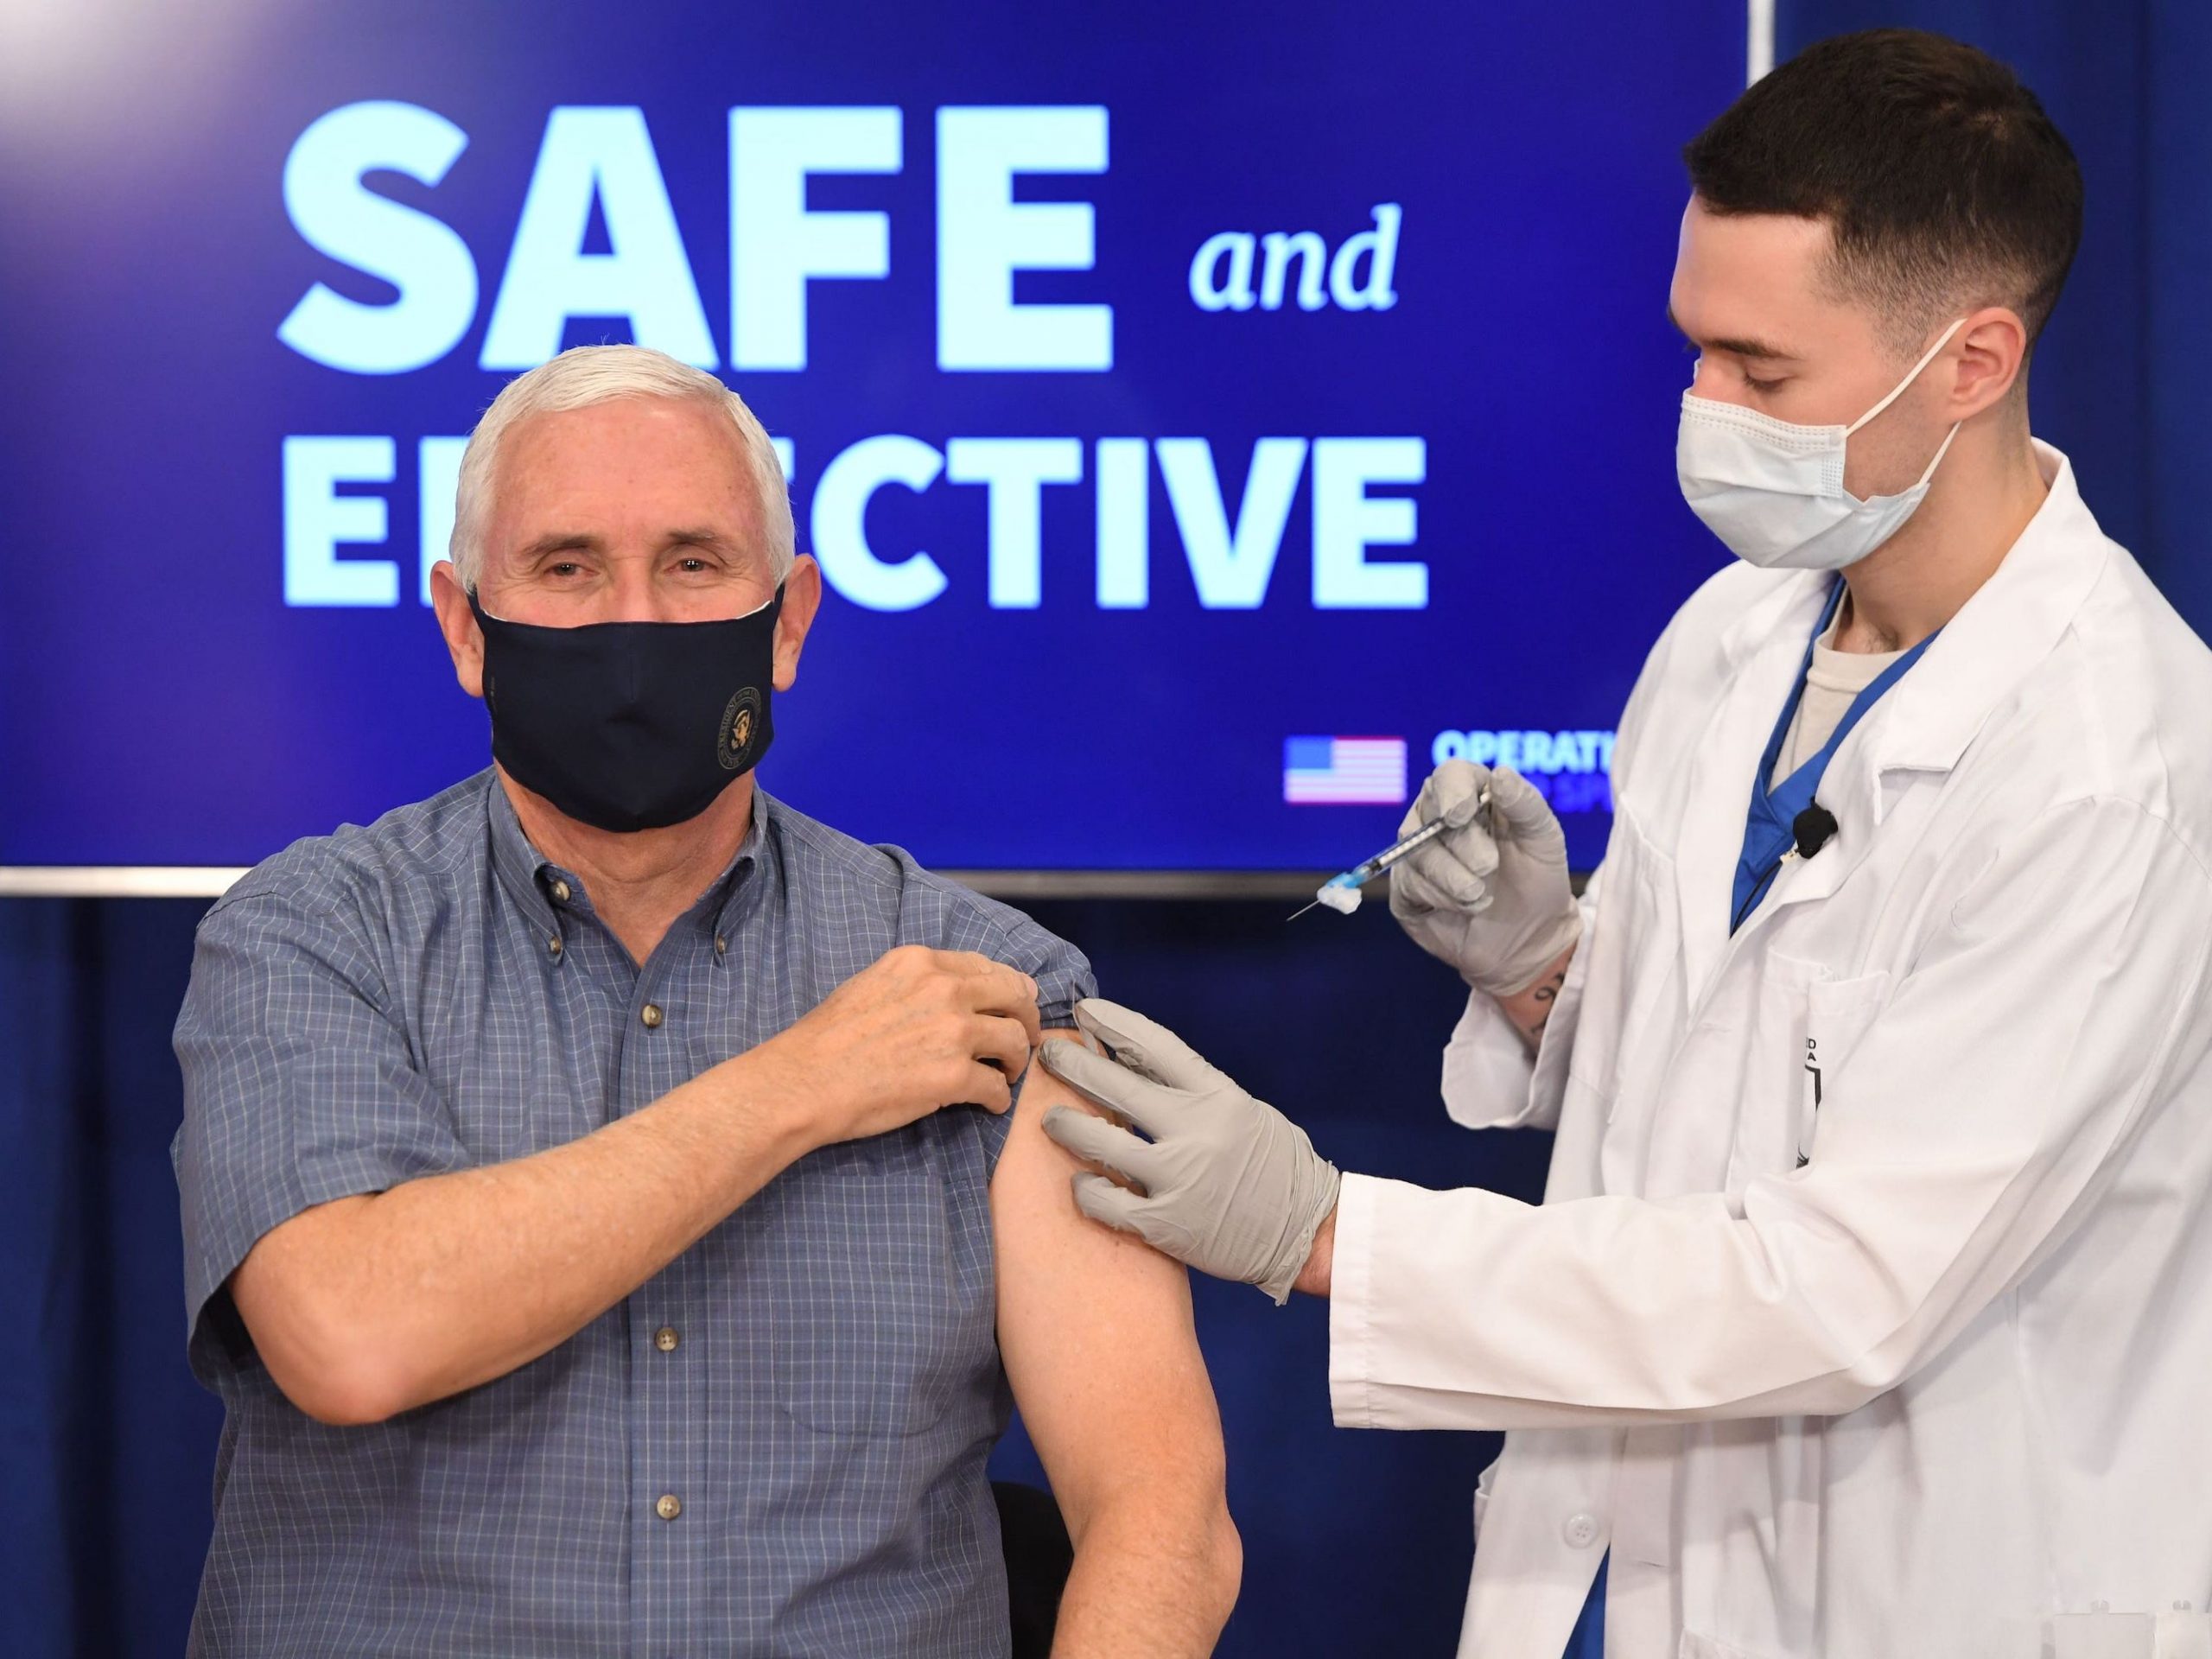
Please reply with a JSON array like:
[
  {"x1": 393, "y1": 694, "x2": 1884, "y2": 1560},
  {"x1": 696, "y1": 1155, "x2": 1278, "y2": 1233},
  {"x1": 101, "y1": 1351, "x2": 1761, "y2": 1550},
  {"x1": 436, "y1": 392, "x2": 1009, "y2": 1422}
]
[
  {"x1": 1037, "y1": 999, "x2": 1339, "y2": 1305},
  {"x1": 1389, "y1": 760, "x2": 1582, "y2": 998}
]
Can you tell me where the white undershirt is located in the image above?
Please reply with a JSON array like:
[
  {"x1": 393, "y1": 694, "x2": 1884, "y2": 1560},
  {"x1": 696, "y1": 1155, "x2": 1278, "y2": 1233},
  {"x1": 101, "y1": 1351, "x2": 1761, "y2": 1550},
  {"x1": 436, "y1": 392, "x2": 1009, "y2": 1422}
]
[{"x1": 1770, "y1": 609, "x2": 1907, "y2": 789}]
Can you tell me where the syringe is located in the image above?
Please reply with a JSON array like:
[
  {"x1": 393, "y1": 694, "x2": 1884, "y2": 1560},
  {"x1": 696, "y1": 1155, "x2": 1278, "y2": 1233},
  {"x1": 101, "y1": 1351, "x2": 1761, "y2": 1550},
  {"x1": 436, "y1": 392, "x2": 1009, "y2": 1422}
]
[{"x1": 1288, "y1": 788, "x2": 1491, "y2": 921}]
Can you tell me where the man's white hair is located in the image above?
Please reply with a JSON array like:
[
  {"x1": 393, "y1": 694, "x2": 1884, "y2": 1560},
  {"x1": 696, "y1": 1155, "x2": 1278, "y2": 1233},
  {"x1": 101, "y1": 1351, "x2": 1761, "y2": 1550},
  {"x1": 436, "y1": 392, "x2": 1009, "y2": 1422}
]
[{"x1": 449, "y1": 345, "x2": 794, "y2": 593}]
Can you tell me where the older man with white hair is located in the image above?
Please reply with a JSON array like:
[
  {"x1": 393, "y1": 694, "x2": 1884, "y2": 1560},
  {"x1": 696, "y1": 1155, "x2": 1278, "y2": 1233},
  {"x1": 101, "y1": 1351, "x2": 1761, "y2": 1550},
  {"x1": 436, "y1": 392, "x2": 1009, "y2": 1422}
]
[{"x1": 171, "y1": 345, "x2": 1239, "y2": 1656}]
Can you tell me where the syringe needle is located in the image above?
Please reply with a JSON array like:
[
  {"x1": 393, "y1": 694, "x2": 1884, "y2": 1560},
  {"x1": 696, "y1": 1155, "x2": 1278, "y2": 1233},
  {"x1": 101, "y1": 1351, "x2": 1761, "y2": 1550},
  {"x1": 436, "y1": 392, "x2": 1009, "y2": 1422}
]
[{"x1": 1289, "y1": 789, "x2": 1488, "y2": 925}]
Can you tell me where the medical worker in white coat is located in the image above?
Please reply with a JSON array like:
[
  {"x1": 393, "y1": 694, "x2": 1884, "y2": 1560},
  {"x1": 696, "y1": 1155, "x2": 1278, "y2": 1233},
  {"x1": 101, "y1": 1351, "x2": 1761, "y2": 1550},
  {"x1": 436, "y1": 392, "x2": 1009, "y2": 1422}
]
[{"x1": 1039, "y1": 29, "x2": 2212, "y2": 1659}]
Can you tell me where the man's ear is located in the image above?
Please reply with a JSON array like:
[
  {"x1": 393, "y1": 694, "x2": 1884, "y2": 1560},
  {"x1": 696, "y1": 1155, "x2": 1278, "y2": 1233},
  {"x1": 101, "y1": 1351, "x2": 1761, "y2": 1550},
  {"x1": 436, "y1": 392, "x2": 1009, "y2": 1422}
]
[
  {"x1": 429, "y1": 560, "x2": 486, "y2": 700},
  {"x1": 772, "y1": 556, "x2": 823, "y2": 692},
  {"x1": 1947, "y1": 304, "x2": 2031, "y2": 423}
]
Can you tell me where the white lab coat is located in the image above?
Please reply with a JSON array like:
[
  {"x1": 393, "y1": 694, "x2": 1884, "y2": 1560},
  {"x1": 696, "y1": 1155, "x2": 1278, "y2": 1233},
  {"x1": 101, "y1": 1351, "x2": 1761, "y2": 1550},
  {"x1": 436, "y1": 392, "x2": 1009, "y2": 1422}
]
[{"x1": 1328, "y1": 444, "x2": 2212, "y2": 1659}]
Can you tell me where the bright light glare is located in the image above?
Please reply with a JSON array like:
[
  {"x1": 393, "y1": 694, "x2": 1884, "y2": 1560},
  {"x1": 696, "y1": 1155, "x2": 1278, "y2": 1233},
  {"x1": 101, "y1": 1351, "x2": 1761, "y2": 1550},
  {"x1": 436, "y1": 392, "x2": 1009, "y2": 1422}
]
[{"x1": 0, "y1": 0, "x2": 277, "y2": 141}]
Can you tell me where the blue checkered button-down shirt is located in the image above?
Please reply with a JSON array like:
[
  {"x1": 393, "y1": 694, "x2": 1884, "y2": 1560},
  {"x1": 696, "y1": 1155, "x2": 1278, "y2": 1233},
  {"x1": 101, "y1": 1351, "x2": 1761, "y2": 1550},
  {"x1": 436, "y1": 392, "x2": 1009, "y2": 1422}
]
[{"x1": 172, "y1": 772, "x2": 1093, "y2": 1656}]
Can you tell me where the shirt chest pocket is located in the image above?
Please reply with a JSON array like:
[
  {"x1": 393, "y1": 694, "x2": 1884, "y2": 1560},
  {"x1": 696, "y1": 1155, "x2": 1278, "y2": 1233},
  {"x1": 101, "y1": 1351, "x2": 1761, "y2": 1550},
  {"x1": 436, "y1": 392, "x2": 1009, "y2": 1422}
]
[
  {"x1": 1720, "y1": 959, "x2": 1891, "y2": 1192},
  {"x1": 753, "y1": 1141, "x2": 996, "y2": 1438}
]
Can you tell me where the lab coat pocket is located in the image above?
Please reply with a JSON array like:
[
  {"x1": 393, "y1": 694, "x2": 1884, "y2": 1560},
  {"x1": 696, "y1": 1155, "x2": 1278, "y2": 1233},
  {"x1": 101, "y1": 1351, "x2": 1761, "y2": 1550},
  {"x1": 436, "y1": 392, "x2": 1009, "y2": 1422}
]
[
  {"x1": 1796, "y1": 970, "x2": 1891, "y2": 1169},
  {"x1": 1715, "y1": 953, "x2": 1827, "y2": 1194},
  {"x1": 1719, "y1": 959, "x2": 1888, "y2": 1194}
]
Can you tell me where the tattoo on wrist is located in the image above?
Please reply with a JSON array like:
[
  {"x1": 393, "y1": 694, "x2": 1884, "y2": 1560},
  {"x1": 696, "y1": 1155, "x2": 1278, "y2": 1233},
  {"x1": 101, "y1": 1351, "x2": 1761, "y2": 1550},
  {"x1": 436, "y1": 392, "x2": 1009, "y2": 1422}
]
[{"x1": 1514, "y1": 968, "x2": 1567, "y2": 1047}]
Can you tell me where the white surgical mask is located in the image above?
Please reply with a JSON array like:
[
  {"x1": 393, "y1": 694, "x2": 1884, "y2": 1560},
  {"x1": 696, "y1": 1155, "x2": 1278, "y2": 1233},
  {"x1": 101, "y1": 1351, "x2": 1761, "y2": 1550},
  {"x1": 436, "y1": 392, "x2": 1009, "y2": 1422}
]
[{"x1": 1676, "y1": 317, "x2": 1966, "y2": 570}]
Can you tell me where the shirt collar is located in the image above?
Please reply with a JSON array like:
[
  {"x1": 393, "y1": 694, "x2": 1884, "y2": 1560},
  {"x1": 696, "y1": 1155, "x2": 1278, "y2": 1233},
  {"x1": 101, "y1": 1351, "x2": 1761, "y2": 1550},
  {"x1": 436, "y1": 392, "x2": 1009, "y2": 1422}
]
[{"x1": 483, "y1": 773, "x2": 774, "y2": 951}]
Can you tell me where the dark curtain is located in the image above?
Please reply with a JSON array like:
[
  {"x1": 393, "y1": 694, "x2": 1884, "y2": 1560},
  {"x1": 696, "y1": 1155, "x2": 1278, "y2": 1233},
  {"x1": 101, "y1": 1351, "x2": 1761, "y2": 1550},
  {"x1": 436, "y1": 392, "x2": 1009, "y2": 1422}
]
[{"x1": 2, "y1": 901, "x2": 226, "y2": 1655}]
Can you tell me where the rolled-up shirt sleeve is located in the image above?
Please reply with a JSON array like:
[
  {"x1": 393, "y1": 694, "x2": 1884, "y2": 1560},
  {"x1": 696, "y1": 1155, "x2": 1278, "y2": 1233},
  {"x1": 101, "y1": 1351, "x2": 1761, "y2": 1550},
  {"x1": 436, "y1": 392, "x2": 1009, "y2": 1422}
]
[
  {"x1": 171, "y1": 881, "x2": 468, "y2": 1384},
  {"x1": 992, "y1": 918, "x2": 1096, "y2": 1033},
  {"x1": 899, "y1": 855, "x2": 1098, "y2": 1030}
]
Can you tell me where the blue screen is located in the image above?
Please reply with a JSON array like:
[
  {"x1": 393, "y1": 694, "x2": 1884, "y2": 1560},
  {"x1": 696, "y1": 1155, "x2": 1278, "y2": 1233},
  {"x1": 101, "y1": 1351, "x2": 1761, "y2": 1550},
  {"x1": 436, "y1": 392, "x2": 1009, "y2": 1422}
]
[{"x1": 0, "y1": 0, "x2": 1743, "y2": 871}]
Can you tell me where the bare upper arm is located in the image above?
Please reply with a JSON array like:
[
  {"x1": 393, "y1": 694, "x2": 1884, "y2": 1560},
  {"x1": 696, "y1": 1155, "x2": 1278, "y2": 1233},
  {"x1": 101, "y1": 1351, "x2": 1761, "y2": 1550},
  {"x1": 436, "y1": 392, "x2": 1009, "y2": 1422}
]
[{"x1": 991, "y1": 1033, "x2": 1228, "y2": 1539}]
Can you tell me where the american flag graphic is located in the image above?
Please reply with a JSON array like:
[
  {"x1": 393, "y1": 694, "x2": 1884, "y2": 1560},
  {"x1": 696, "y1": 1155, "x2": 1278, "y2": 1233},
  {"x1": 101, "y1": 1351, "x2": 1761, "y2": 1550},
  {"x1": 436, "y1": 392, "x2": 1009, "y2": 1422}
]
[{"x1": 1281, "y1": 736, "x2": 1408, "y2": 805}]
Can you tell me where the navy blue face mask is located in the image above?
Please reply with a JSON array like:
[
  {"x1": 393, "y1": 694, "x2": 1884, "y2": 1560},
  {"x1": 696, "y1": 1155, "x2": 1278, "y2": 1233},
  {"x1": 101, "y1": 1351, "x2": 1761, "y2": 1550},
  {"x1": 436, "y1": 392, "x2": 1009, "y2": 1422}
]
[{"x1": 468, "y1": 585, "x2": 784, "y2": 833}]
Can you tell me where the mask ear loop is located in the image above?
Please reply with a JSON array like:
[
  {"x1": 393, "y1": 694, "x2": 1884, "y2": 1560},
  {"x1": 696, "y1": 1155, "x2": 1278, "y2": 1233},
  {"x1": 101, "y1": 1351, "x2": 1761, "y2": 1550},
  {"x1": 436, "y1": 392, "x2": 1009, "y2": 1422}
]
[
  {"x1": 1904, "y1": 419, "x2": 1963, "y2": 490},
  {"x1": 1845, "y1": 318, "x2": 1967, "y2": 437},
  {"x1": 1842, "y1": 316, "x2": 1968, "y2": 490}
]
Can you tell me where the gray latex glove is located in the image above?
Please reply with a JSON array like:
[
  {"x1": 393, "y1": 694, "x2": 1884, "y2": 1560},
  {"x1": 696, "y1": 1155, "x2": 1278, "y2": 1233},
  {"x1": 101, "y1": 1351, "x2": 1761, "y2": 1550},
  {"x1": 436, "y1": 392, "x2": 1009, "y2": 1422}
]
[
  {"x1": 1388, "y1": 760, "x2": 1581, "y2": 996},
  {"x1": 1037, "y1": 999, "x2": 1340, "y2": 1305}
]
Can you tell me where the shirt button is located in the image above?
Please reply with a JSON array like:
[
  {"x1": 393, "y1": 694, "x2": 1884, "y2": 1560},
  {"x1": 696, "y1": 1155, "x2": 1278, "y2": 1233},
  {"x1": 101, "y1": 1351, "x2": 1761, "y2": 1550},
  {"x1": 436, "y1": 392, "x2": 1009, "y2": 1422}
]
[
  {"x1": 546, "y1": 935, "x2": 563, "y2": 959},
  {"x1": 714, "y1": 936, "x2": 727, "y2": 957},
  {"x1": 654, "y1": 1325, "x2": 679, "y2": 1353},
  {"x1": 640, "y1": 1003, "x2": 664, "y2": 1029},
  {"x1": 550, "y1": 879, "x2": 571, "y2": 904},
  {"x1": 1562, "y1": 1512, "x2": 1600, "y2": 1548},
  {"x1": 655, "y1": 1493, "x2": 682, "y2": 1522}
]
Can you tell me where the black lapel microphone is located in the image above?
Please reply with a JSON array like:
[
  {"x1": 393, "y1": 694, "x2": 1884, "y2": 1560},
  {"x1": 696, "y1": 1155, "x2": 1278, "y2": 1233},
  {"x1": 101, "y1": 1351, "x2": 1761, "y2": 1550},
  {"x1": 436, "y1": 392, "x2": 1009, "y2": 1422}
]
[
  {"x1": 1792, "y1": 804, "x2": 1839, "y2": 860},
  {"x1": 1735, "y1": 802, "x2": 1843, "y2": 933}
]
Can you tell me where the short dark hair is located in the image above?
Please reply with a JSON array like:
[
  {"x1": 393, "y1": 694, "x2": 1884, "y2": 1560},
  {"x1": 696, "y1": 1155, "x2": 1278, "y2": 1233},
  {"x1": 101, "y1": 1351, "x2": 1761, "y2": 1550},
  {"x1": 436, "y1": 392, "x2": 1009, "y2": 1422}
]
[{"x1": 1684, "y1": 29, "x2": 2083, "y2": 355}]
